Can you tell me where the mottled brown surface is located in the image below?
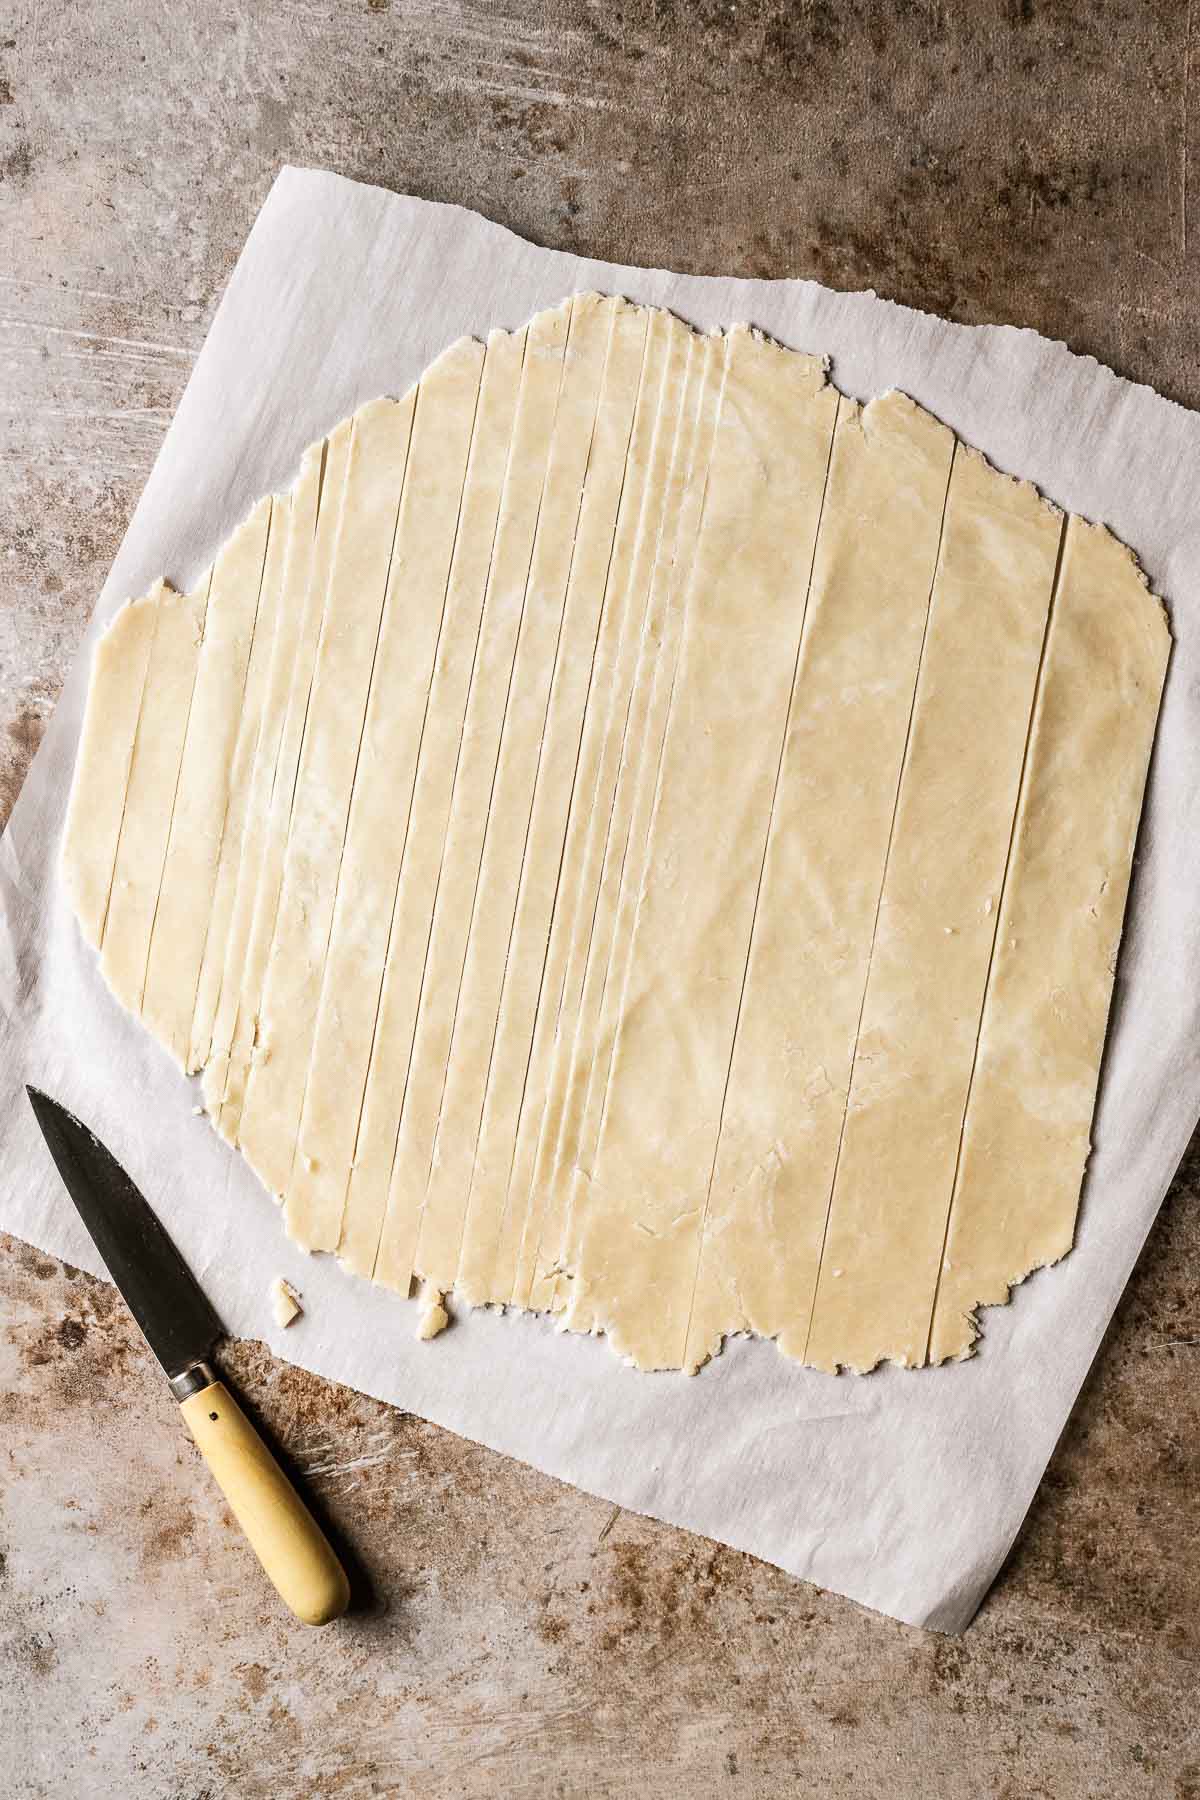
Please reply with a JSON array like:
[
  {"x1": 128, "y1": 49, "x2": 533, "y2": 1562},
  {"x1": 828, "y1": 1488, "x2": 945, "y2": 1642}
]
[{"x1": 1, "y1": 2, "x2": 1198, "y2": 1794}]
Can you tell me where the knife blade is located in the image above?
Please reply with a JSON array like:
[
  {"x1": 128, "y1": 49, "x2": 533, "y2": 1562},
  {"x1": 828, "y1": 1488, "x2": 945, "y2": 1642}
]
[
  {"x1": 26, "y1": 1086, "x2": 222, "y2": 1384},
  {"x1": 26, "y1": 1086, "x2": 350, "y2": 1626}
]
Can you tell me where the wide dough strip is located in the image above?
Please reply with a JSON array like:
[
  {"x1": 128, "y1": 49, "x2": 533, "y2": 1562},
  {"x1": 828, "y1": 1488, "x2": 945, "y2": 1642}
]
[
  {"x1": 336, "y1": 327, "x2": 527, "y2": 1280},
  {"x1": 284, "y1": 337, "x2": 486, "y2": 1252},
  {"x1": 683, "y1": 393, "x2": 955, "y2": 1372},
  {"x1": 188, "y1": 495, "x2": 291, "y2": 1074},
  {"x1": 371, "y1": 298, "x2": 572, "y2": 1295},
  {"x1": 239, "y1": 395, "x2": 416, "y2": 1202},
  {"x1": 484, "y1": 308, "x2": 691, "y2": 1310},
  {"x1": 141, "y1": 498, "x2": 273, "y2": 1069},
  {"x1": 929, "y1": 518, "x2": 1170, "y2": 1363},
  {"x1": 562, "y1": 328, "x2": 839, "y2": 1369},
  {"x1": 61, "y1": 588, "x2": 162, "y2": 948},
  {"x1": 454, "y1": 299, "x2": 653, "y2": 1305},
  {"x1": 411, "y1": 293, "x2": 620, "y2": 1299},
  {"x1": 805, "y1": 451, "x2": 1063, "y2": 1374},
  {"x1": 99, "y1": 573, "x2": 213, "y2": 1018},
  {"x1": 215, "y1": 427, "x2": 350, "y2": 1142},
  {"x1": 518, "y1": 329, "x2": 725, "y2": 1316}
]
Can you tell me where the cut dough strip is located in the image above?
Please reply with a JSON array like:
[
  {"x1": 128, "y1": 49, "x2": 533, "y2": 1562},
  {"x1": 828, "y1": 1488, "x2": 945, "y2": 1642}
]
[
  {"x1": 215, "y1": 427, "x2": 350, "y2": 1142},
  {"x1": 370, "y1": 298, "x2": 573, "y2": 1295},
  {"x1": 476, "y1": 306, "x2": 690, "y2": 1309},
  {"x1": 412, "y1": 293, "x2": 620, "y2": 1298},
  {"x1": 514, "y1": 327, "x2": 721, "y2": 1314},
  {"x1": 805, "y1": 451, "x2": 1064, "y2": 1374},
  {"x1": 61, "y1": 588, "x2": 161, "y2": 948},
  {"x1": 141, "y1": 499, "x2": 273, "y2": 1069},
  {"x1": 537, "y1": 330, "x2": 731, "y2": 1319},
  {"x1": 239, "y1": 396, "x2": 416, "y2": 1202},
  {"x1": 563, "y1": 328, "x2": 839, "y2": 1368},
  {"x1": 337, "y1": 326, "x2": 528, "y2": 1279},
  {"x1": 188, "y1": 494, "x2": 290, "y2": 1074},
  {"x1": 100, "y1": 574, "x2": 212, "y2": 1019},
  {"x1": 203, "y1": 490, "x2": 296, "y2": 1118},
  {"x1": 928, "y1": 518, "x2": 1170, "y2": 1363},
  {"x1": 285, "y1": 336, "x2": 486, "y2": 1252},
  {"x1": 683, "y1": 394, "x2": 956, "y2": 1371},
  {"x1": 454, "y1": 298, "x2": 653, "y2": 1305}
]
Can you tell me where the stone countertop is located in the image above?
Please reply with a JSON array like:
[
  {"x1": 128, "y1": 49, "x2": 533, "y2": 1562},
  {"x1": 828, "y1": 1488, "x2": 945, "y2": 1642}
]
[{"x1": 1, "y1": 4, "x2": 1198, "y2": 1795}]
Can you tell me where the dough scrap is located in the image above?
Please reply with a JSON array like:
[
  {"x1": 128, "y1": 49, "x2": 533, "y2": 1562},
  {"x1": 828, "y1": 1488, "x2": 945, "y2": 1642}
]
[
  {"x1": 416, "y1": 1289, "x2": 449, "y2": 1342},
  {"x1": 269, "y1": 1275, "x2": 303, "y2": 1328},
  {"x1": 62, "y1": 296, "x2": 1170, "y2": 1374}
]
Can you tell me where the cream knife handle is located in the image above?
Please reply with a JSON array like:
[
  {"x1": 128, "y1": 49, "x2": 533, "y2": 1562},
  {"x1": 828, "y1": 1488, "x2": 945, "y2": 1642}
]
[{"x1": 177, "y1": 1372, "x2": 350, "y2": 1626}]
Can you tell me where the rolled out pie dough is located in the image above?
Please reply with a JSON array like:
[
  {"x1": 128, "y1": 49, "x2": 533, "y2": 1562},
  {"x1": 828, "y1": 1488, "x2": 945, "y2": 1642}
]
[{"x1": 61, "y1": 295, "x2": 1170, "y2": 1374}]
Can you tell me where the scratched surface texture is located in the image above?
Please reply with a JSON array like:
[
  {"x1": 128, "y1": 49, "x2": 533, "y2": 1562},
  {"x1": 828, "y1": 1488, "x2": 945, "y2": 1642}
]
[{"x1": 2, "y1": 3, "x2": 1199, "y2": 1796}]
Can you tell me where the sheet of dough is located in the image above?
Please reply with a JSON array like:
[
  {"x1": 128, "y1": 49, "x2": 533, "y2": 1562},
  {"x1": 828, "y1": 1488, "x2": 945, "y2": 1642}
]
[
  {"x1": 515, "y1": 329, "x2": 722, "y2": 1314},
  {"x1": 285, "y1": 337, "x2": 485, "y2": 1252},
  {"x1": 337, "y1": 327, "x2": 527, "y2": 1279},
  {"x1": 562, "y1": 328, "x2": 838, "y2": 1369},
  {"x1": 412, "y1": 293, "x2": 619, "y2": 1298},
  {"x1": 454, "y1": 299, "x2": 652, "y2": 1304},
  {"x1": 60, "y1": 292, "x2": 1172, "y2": 1383},
  {"x1": 372, "y1": 297, "x2": 571, "y2": 1294},
  {"x1": 239, "y1": 397, "x2": 415, "y2": 1200},
  {"x1": 99, "y1": 575, "x2": 212, "y2": 1017},
  {"x1": 60, "y1": 588, "x2": 161, "y2": 946},
  {"x1": 683, "y1": 393, "x2": 955, "y2": 1371},
  {"x1": 215, "y1": 427, "x2": 349, "y2": 1142},
  {"x1": 141, "y1": 499, "x2": 272, "y2": 1068},
  {"x1": 929, "y1": 518, "x2": 1170, "y2": 1362},
  {"x1": 805, "y1": 452, "x2": 1063, "y2": 1373},
  {"x1": 472, "y1": 307, "x2": 689, "y2": 1308},
  {"x1": 188, "y1": 496, "x2": 290, "y2": 1072}
]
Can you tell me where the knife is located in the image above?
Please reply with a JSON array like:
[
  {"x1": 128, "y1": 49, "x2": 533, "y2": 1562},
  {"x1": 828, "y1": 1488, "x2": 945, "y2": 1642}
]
[{"x1": 26, "y1": 1086, "x2": 351, "y2": 1627}]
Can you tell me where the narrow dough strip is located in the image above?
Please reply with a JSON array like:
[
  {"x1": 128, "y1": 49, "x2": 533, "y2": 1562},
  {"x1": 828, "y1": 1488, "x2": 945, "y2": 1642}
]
[
  {"x1": 525, "y1": 331, "x2": 725, "y2": 1315},
  {"x1": 284, "y1": 337, "x2": 485, "y2": 1252},
  {"x1": 141, "y1": 498, "x2": 273, "y2": 1068},
  {"x1": 928, "y1": 518, "x2": 1170, "y2": 1363},
  {"x1": 561, "y1": 328, "x2": 838, "y2": 1369},
  {"x1": 188, "y1": 496, "x2": 289, "y2": 1072},
  {"x1": 61, "y1": 590, "x2": 160, "y2": 949},
  {"x1": 455, "y1": 300, "x2": 652, "y2": 1304},
  {"x1": 681, "y1": 394, "x2": 955, "y2": 1371},
  {"x1": 337, "y1": 327, "x2": 527, "y2": 1280},
  {"x1": 804, "y1": 451, "x2": 1063, "y2": 1374},
  {"x1": 204, "y1": 482, "x2": 305, "y2": 1121},
  {"x1": 412, "y1": 294, "x2": 618, "y2": 1298},
  {"x1": 217, "y1": 429, "x2": 349, "y2": 1142},
  {"x1": 239, "y1": 395, "x2": 416, "y2": 1202},
  {"x1": 480, "y1": 309, "x2": 689, "y2": 1308},
  {"x1": 99, "y1": 574, "x2": 212, "y2": 1018},
  {"x1": 371, "y1": 297, "x2": 573, "y2": 1295}
]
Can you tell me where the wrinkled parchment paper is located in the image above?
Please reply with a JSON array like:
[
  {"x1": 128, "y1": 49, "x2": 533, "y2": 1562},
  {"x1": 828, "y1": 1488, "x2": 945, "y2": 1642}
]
[{"x1": 3, "y1": 167, "x2": 1198, "y2": 1632}]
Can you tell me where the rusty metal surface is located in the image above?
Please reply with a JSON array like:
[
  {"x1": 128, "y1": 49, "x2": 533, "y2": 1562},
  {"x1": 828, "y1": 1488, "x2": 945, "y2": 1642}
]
[{"x1": 1, "y1": 3, "x2": 1198, "y2": 1794}]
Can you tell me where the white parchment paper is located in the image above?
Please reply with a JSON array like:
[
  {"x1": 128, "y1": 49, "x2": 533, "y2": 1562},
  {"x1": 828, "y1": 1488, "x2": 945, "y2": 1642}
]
[{"x1": 3, "y1": 167, "x2": 1198, "y2": 1633}]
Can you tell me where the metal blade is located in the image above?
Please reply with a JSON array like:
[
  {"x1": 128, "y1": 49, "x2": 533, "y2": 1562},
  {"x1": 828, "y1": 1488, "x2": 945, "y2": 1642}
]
[{"x1": 26, "y1": 1087, "x2": 222, "y2": 1380}]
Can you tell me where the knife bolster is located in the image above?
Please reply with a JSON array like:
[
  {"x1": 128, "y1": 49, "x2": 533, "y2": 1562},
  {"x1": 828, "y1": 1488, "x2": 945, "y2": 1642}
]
[{"x1": 170, "y1": 1360, "x2": 218, "y2": 1402}]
